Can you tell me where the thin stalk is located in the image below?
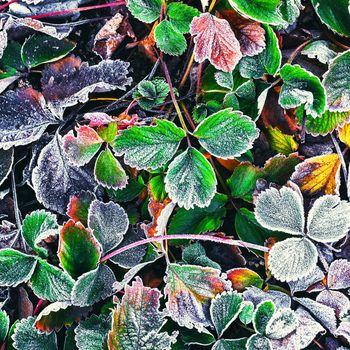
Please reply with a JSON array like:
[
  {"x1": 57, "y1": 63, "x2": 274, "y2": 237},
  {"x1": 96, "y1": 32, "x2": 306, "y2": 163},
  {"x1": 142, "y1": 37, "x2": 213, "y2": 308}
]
[
  {"x1": 100, "y1": 234, "x2": 269, "y2": 262},
  {"x1": 287, "y1": 38, "x2": 313, "y2": 64},
  {"x1": 179, "y1": 53, "x2": 195, "y2": 90},
  {"x1": 180, "y1": 101, "x2": 196, "y2": 130},
  {"x1": 11, "y1": 170, "x2": 22, "y2": 230},
  {"x1": 0, "y1": 0, "x2": 17, "y2": 11}
]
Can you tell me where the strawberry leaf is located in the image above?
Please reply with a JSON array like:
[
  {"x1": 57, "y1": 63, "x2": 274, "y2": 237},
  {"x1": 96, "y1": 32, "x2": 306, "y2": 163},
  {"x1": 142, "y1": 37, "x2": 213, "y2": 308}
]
[
  {"x1": 126, "y1": 0, "x2": 162, "y2": 23},
  {"x1": 167, "y1": 2, "x2": 200, "y2": 34},
  {"x1": 66, "y1": 190, "x2": 96, "y2": 227},
  {"x1": 0, "y1": 310, "x2": 9, "y2": 343}
]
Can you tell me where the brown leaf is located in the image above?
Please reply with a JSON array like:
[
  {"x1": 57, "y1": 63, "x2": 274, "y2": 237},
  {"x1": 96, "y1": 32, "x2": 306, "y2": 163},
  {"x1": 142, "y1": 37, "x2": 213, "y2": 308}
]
[{"x1": 190, "y1": 13, "x2": 242, "y2": 72}]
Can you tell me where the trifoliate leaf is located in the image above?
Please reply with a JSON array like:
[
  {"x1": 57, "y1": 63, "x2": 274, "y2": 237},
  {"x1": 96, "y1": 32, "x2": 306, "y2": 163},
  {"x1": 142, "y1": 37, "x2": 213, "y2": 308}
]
[
  {"x1": 164, "y1": 147, "x2": 217, "y2": 210},
  {"x1": 0, "y1": 249, "x2": 37, "y2": 287},
  {"x1": 310, "y1": 0, "x2": 350, "y2": 37},
  {"x1": 193, "y1": 108, "x2": 259, "y2": 159},
  {"x1": 108, "y1": 277, "x2": 177, "y2": 350},
  {"x1": 114, "y1": 119, "x2": 185, "y2": 170},
  {"x1": 307, "y1": 195, "x2": 350, "y2": 243},
  {"x1": 21, "y1": 210, "x2": 58, "y2": 258},
  {"x1": 255, "y1": 186, "x2": 304, "y2": 235},
  {"x1": 87, "y1": 200, "x2": 129, "y2": 254},
  {"x1": 62, "y1": 125, "x2": 103, "y2": 167},
  {"x1": 253, "y1": 300, "x2": 275, "y2": 335},
  {"x1": 328, "y1": 259, "x2": 350, "y2": 290},
  {"x1": 164, "y1": 264, "x2": 230, "y2": 329},
  {"x1": 0, "y1": 148, "x2": 13, "y2": 186},
  {"x1": 0, "y1": 309, "x2": 9, "y2": 343},
  {"x1": 190, "y1": 13, "x2": 242, "y2": 72},
  {"x1": 227, "y1": 268, "x2": 263, "y2": 291},
  {"x1": 323, "y1": 51, "x2": 350, "y2": 113},
  {"x1": 268, "y1": 238, "x2": 318, "y2": 282},
  {"x1": 279, "y1": 64, "x2": 326, "y2": 118},
  {"x1": 58, "y1": 220, "x2": 101, "y2": 279},
  {"x1": 301, "y1": 40, "x2": 338, "y2": 65},
  {"x1": 167, "y1": 3, "x2": 200, "y2": 33},
  {"x1": 32, "y1": 135, "x2": 98, "y2": 215},
  {"x1": 29, "y1": 259, "x2": 74, "y2": 302},
  {"x1": 246, "y1": 334, "x2": 272, "y2": 350},
  {"x1": 12, "y1": 317, "x2": 57, "y2": 350},
  {"x1": 126, "y1": 0, "x2": 162, "y2": 23},
  {"x1": 239, "y1": 25, "x2": 281, "y2": 79},
  {"x1": 212, "y1": 338, "x2": 247, "y2": 350},
  {"x1": 21, "y1": 34, "x2": 75, "y2": 68},
  {"x1": 66, "y1": 190, "x2": 96, "y2": 227},
  {"x1": 72, "y1": 264, "x2": 116, "y2": 306},
  {"x1": 94, "y1": 148, "x2": 128, "y2": 190},
  {"x1": 0, "y1": 88, "x2": 58, "y2": 150},
  {"x1": 227, "y1": 0, "x2": 286, "y2": 25},
  {"x1": 265, "y1": 308, "x2": 299, "y2": 339},
  {"x1": 291, "y1": 154, "x2": 341, "y2": 196},
  {"x1": 154, "y1": 20, "x2": 187, "y2": 56},
  {"x1": 210, "y1": 291, "x2": 244, "y2": 337},
  {"x1": 75, "y1": 314, "x2": 111, "y2": 350}
]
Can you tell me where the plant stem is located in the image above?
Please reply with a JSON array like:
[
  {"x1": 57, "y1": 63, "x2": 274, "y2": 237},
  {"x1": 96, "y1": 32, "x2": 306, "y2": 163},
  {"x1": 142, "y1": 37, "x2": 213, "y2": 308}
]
[
  {"x1": 0, "y1": 0, "x2": 17, "y2": 11},
  {"x1": 179, "y1": 53, "x2": 195, "y2": 90},
  {"x1": 100, "y1": 234, "x2": 269, "y2": 262}
]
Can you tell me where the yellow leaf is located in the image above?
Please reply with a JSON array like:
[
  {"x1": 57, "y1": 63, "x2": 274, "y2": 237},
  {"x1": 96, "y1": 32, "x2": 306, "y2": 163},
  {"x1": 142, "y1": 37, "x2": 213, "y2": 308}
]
[
  {"x1": 338, "y1": 121, "x2": 350, "y2": 147},
  {"x1": 291, "y1": 154, "x2": 340, "y2": 196},
  {"x1": 267, "y1": 127, "x2": 298, "y2": 155}
]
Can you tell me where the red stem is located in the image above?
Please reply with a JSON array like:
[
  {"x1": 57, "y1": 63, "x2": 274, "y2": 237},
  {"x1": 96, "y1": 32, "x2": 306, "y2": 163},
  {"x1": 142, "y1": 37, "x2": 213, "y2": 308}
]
[
  {"x1": 33, "y1": 299, "x2": 45, "y2": 316},
  {"x1": 28, "y1": 1, "x2": 126, "y2": 19},
  {"x1": 0, "y1": 0, "x2": 17, "y2": 11},
  {"x1": 100, "y1": 233, "x2": 269, "y2": 262}
]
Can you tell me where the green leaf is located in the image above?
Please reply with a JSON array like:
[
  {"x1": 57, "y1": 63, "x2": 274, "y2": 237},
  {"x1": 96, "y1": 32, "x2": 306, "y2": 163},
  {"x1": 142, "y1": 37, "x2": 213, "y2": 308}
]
[
  {"x1": 210, "y1": 291, "x2": 244, "y2": 337},
  {"x1": 266, "y1": 127, "x2": 298, "y2": 155},
  {"x1": 279, "y1": 0, "x2": 302, "y2": 27},
  {"x1": 72, "y1": 264, "x2": 116, "y2": 306},
  {"x1": 94, "y1": 148, "x2": 128, "y2": 190},
  {"x1": 239, "y1": 301, "x2": 254, "y2": 325},
  {"x1": 113, "y1": 119, "x2": 186, "y2": 170},
  {"x1": 0, "y1": 249, "x2": 37, "y2": 287},
  {"x1": 87, "y1": 199, "x2": 129, "y2": 253},
  {"x1": 126, "y1": 0, "x2": 161, "y2": 23},
  {"x1": 149, "y1": 175, "x2": 167, "y2": 202},
  {"x1": 21, "y1": 34, "x2": 75, "y2": 68},
  {"x1": 107, "y1": 176, "x2": 146, "y2": 202},
  {"x1": 12, "y1": 317, "x2": 57, "y2": 350},
  {"x1": 0, "y1": 41, "x2": 25, "y2": 72},
  {"x1": 164, "y1": 147, "x2": 217, "y2": 210},
  {"x1": 66, "y1": 190, "x2": 96, "y2": 227},
  {"x1": 108, "y1": 277, "x2": 176, "y2": 350},
  {"x1": 167, "y1": 2, "x2": 200, "y2": 33},
  {"x1": 246, "y1": 334, "x2": 272, "y2": 350},
  {"x1": 323, "y1": 51, "x2": 350, "y2": 112},
  {"x1": 301, "y1": 40, "x2": 338, "y2": 65},
  {"x1": 164, "y1": 264, "x2": 230, "y2": 329},
  {"x1": 168, "y1": 193, "x2": 227, "y2": 236},
  {"x1": 253, "y1": 300, "x2": 275, "y2": 334},
  {"x1": 265, "y1": 308, "x2": 298, "y2": 339},
  {"x1": 193, "y1": 108, "x2": 259, "y2": 159},
  {"x1": 58, "y1": 220, "x2": 101, "y2": 279},
  {"x1": 212, "y1": 338, "x2": 247, "y2": 350},
  {"x1": 29, "y1": 259, "x2": 74, "y2": 302},
  {"x1": 227, "y1": 0, "x2": 286, "y2": 25},
  {"x1": 227, "y1": 268, "x2": 263, "y2": 291},
  {"x1": 155, "y1": 20, "x2": 187, "y2": 55},
  {"x1": 182, "y1": 242, "x2": 220, "y2": 269},
  {"x1": 239, "y1": 25, "x2": 281, "y2": 79},
  {"x1": 279, "y1": 64, "x2": 326, "y2": 118},
  {"x1": 21, "y1": 210, "x2": 58, "y2": 258},
  {"x1": 0, "y1": 310, "x2": 9, "y2": 343},
  {"x1": 75, "y1": 314, "x2": 111, "y2": 350},
  {"x1": 310, "y1": 0, "x2": 350, "y2": 37}
]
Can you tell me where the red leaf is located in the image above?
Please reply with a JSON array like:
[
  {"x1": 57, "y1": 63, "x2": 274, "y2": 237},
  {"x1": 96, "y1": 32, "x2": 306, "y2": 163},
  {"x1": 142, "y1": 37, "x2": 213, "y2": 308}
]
[{"x1": 190, "y1": 13, "x2": 242, "y2": 72}]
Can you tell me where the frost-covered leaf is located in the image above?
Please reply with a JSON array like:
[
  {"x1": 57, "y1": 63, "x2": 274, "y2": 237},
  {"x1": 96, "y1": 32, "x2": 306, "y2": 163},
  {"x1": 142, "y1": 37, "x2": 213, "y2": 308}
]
[
  {"x1": 244, "y1": 287, "x2": 291, "y2": 309},
  {"x1": 301, "y1": 40, "x2": 338, "y2": 65},
  {"x1": 190, "y1": 13, "x2": 242, "y2": 72},
  {"x1": 21, "y1": 210, "x2": 58, "y2": 258},
  {"x1": 307, "y1": 195, "x2": 350, "y2": 243},
  {"x1": 72, "y1": 264, "x2": 116, "y2": 307},
  {"x1": 29, "y1": 259, "x2": 74, "y2": 302},
  {"x1": 279, "y1": 64, "x2": 326, "y2": 118},
  {"x1": 266, "y1": 308, "x2": 299, "y2": 340},
  {"x1": 66, "y1": 191, "x2": 96, "y2": 227},
  {"x1": 0, "y1": 88, "x2": 58, "y2": 150},
  {"x1": 126, "y1": 0, "x2": 161, "y2": 23},
  {"x1": 41, "y1": 55, "x2": 132, "y2": 115},
  {"x1": 316, "y1": 290, "x2": 350, "y2": 318},
  {"x1": 210, "y1": 291, "x2": 244, "y2": 337},
  {"x1": 239, "y1": 25, "x2": 281, "y2": 79},
  {"x1": 227, "y1": 0, "x2": 286, "y2": 25},
  {"x1": 32, "y1": 135, "x2": 98, "y2": 215},
  {"x1": 165, "y1": 147, "x2": 216, "y2": 210},
  {"x1": 12, "y1": 317, "x2": 57, "y2": 350},
  {"x1": 239, "y1": 301, "x2": 254, "y2": 325},
  {"x1": 0, "y1": 249, "x2": 37, "y2": 287},
  {"x1": 227, "y1": 268, "x2": 263, "y2": 291},
  {"x1": 108, "y1": 277, "x2": 177, "y2": 350},
  {"x1": 323, "y1": 51, "x2": 350, "y2": 113},
  {"x1": 74, "y1": 314, "x2": 111, "y2": 350},
  {"x1": 167, "y1": 2, "x2": 200, "y2": 33},
  {"x1": 328, "y1": 259, "x2": 350, "y2": 290},
  {"x1": 182, "y1": 242, "x2": 220, "y2": 269},
  {"x1": 255, "y1": 186, "x2": 304, "y2": 235},
  {"x1": 193, "y1": 108, "x2": 259, "y2": 159},
  {"x1": 0, "y1": 148, "x2": 13, "y2": 186},
  {"x1": 288, "y1": 266, "x2": 325, "y2": 294},
  {"x1": 21, "y1": 34, "x2": 75, "y2": 68},
  {"x1": 164, "y1": 263, "x2": 230, "y2": 329},
  {"x1": 87, "y1": 200, "x2": 129, "y2": 254},
  {"x1": 0, "y1": 309, "x2": 9, "y2": 343},
  {"x1": 279, "y1": 0, "x2": 302, "y2": 27},
  {"x1": 268, "y1": 238, "x2": 318, "y2": 282},
  {"x1": 94, "y1": 148, "x2": 128, "y2": 190},
  {"x1": 63, "y1": 125, "x2": 103, "y2": 167},
  {"x1": 154, "y1": 20, "x2": 187, "y2": 56},
  {"x1": 58, "y1": 220, "x2": 101, "y2": 279},
  {"x1": 291, "y1": 154, "x2": 341, "y2": 196},
  {"x1": 253, "y1": 300, "x2": 275, "y2": 335},
  {"x1": 113, "y1": 119, "x2": 185, "y2": 170},
  {"x1": 212, "y1": 338, "x2": 247, "y2": 350},
  {"x1": 246, "y1": 334, "x2": 272, "y2": 350},
  {"x1": 335, "y1": 321, "x2": 350, "y2": 344}
]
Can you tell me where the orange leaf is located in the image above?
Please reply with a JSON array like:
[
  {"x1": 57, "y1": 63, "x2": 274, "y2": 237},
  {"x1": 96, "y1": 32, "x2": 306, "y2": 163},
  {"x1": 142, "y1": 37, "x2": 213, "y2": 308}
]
[{"x1": 338, "y1": 121, "x2": 350, "y2": 147}]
